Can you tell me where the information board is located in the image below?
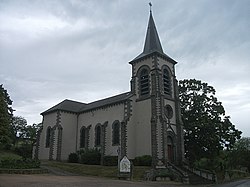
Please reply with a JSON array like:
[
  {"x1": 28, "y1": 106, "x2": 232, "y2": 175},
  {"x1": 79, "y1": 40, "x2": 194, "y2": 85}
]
[{"x1": 119, "y1": 156, "x2": 131, "y2": 173}]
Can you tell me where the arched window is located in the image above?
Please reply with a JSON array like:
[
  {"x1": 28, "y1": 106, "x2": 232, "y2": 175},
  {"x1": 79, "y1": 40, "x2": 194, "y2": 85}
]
[
  {"x1": 112, "y1": 121, "x2": 120, "y2": 145},
  {"x1": 45, "y1": 126, "x2": 51, "y2": 148},
  {"x1": 80, "y1": 127, "x2": 86, "y2": 148},
  {"x1": 140, "y1": 68, "x2": 149, "y2": 96},
  {"x1": 95, "y1": 125, "x2": 101, "y2": 146},
  {"x1": 163, "y1": 68, "x2": 171, "y2": 95}
]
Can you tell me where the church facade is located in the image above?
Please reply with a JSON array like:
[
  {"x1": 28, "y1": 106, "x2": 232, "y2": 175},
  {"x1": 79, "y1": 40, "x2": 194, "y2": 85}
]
[{"x1": 35, "y1": 10, "x2": 184, "y2": 167}]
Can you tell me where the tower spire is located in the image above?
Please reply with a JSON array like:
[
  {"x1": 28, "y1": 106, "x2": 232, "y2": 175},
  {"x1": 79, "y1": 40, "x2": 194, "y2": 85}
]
[
  {"x1": 130, "y1": 4, "x2": 177, "y2": 64},
  {"x1": 143, "y1": 8, "x2": 163, "y2": 54}
]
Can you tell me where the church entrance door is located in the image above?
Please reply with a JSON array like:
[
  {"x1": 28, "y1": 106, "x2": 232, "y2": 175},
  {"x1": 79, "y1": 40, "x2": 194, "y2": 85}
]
[{"x1": 168, "y1": 144, "x2": 173, "y2": 162}]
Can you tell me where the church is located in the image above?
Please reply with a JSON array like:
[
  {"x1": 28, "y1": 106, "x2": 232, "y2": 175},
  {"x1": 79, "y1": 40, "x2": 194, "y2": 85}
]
[{"x1": 35, "y1": 9, "x2": 185, "y2": 168}]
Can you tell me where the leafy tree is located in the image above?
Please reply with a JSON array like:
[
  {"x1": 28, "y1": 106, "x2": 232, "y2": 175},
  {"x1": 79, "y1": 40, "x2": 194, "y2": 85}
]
[
  {"x1": 22, "y1": 123, "x2": 42, "y2": 146},
  {"x1": 11, "y1": 119, "x2": 42, "y2": 158},
  {"x1": 10, "y1": 116, "x2": 27, "y2": 146},
  {"x1": 11, "y1": 117, "x2": 42, "y2": 144},
  {"x1": 0, "y1": 84, "x2": 13, "y2": 149},
  {"x1": 179, "y1": 79, "x2": 241, "y2": 164},
  {"x1": 227, "y1": 137, "x2": 250, "y2": 171}
]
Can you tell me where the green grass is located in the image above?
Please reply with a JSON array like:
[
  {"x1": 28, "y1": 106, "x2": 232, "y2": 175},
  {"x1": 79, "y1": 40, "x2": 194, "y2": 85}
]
[
  {"x1": 45, "y1": 161, "x2": 150, "y2": 180},
  {"x1": 47, "y1": 161, "x2": 117, "y2": 178},
  {"x1": 0, "y1": 150, "x2": 40, "y2": 169},
  {"x1": 133, "y1": 166, "x2": 151, "y2": 180},
  {"x1": 0, "y1": 150, "x2": 22, "y2": 160}
]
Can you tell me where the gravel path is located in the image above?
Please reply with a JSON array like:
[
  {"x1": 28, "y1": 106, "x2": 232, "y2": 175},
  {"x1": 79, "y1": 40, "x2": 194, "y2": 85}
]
[{"x1": 0, "y1": 174, "x2": 211, "y2": 187}]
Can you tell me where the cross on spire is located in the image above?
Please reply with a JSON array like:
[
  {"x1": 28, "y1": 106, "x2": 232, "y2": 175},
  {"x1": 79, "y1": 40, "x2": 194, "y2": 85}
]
[{"x1": 149, "y1": 2, "x2": 152, "y2": 12}]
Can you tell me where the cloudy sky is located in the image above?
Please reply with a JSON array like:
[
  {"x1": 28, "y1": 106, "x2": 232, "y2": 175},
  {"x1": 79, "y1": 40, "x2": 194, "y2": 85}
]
[{"x1": 0, "y1": 0, "x2": 249, "y2": 136}]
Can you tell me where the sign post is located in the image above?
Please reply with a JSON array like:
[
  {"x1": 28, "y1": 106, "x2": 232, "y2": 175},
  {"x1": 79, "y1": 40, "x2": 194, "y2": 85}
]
[{"x1": 118, "y1": 156, "x2": 132, "y2": 180}]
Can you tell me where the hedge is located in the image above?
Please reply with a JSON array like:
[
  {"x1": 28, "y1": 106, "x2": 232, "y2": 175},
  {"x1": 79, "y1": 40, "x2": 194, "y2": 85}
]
[
  {"x1": 0, "y1": 157, "x2": 40, "y2": 169},
  {"x1": 134, "y1": 155, "x2": 152, "y2": 166}
]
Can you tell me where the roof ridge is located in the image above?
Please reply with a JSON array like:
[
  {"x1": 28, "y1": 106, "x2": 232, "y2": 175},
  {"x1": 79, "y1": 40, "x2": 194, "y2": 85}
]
[
  {"x1": 63, "y1": 99, "x2": 87, "y2": 105},
  {"x1": 41, "y1": 99, "x2": 86, "y2": 115},
  {"x1": 41, "y1": 92, "x2": 132, "y2": 115},
  {"x1": 86, "y1": 92, "x2": 130, "y2": 105},
  {"x1": 79, "y1": 92, "x2": 132, "y2": 113}
]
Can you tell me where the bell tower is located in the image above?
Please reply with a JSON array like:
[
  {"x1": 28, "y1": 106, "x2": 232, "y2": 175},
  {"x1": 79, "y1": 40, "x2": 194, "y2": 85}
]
[{"x1": 129, "y1": 6, "x2": 184, "y2": 167}]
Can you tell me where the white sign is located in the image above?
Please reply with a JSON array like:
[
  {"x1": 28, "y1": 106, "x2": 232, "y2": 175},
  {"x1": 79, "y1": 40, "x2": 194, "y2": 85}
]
[{"x1": 119, "y1": 156, "x2": 131, "y2": 173}]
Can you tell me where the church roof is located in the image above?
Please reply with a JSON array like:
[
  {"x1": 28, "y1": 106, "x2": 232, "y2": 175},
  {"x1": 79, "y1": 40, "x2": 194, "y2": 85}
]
[
  {"x1": 41, "y1": 92, "x2": 132, "y2": 115},
  {"x1": 79, "y1": 92, "x2": 131, "y2": 113},
  {"x1": 41, "y1": 99, "x2": 86, "y2": 115},
  {"x1": 130, "y1": 11, "x2": 177, "y2": 64}
]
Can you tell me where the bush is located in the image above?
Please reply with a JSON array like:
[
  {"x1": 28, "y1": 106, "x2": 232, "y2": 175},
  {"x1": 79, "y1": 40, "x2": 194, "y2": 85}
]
[
  {"x1": 68, "y1": 153, "x2": 79, "y2": 163},
  {"x1": 134, "y1": 155, "x2": 152, "y2": 166},
  {"x1": 154, "y1": 169, "x2": 176, "y2": 181},
  {"x1": 79, "y1": 148, "x2": 101, "y2": 165},
  {"x1": 0, "y1": 151, "x2": 22, "y2": 160},
  {"x1": 0, "y1": 157, "x2": 40, "y2": 169},
  {"x1": 103, "y1": 156, "x2": 118, "y2": 166},
  {"x1": 14, "y1": 144, "x2": 33, "y2": 158}
]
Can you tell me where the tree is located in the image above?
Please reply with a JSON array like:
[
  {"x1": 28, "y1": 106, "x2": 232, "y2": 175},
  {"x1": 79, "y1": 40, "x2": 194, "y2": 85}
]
[
  {"x1": 10, "y1": 118, "x2": 42, "y2": 158},
  {"x1": 10, "y1": 116, "x2": 27, "y2": 146},
  {"x1": 227, "y1": 137, "x2": 250, "y2": 171},
  {"x1": 179, "y1": 79, "x2": 242, "y2": 164},
  {"x1": 0, "y1": 84, "x2": 13, "y2": 149},
  {"x1": 22, "y1": 123, "x2": 42, "y2": 146}
]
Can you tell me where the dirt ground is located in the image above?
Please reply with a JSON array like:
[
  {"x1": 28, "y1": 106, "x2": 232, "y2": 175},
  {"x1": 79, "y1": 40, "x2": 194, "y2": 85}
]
[{"x1": 0, "y1": 174, "x2": 189, "y2": 187}]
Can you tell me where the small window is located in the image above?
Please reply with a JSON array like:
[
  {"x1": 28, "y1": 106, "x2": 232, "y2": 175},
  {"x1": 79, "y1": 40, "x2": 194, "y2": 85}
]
[
  {"x1": 163, "y1": 68, "x2": 171, "y2": 95},
  {"x1": 140, "y1": 68, "x2": 149, "y2": 96},
  {"x1": 112, "y1": 121, "x2": 120, "y2": 145},
  {"x1": 80, "y1": 127, "x2": 86, "y2": 148},
  {"x1": 95, "y1": 125, "x2": 101, "y2": 146},
  {"x1": 45, "y1": 126, "x2": 51, "y2": 148}
]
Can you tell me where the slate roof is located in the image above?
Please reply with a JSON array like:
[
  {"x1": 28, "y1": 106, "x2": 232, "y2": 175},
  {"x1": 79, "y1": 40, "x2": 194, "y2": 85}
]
[
  {"x1": 130, "y1": 11, "x2": 177, "y2": 64},
  {"x1": 41, "y1": 92, "x2": 132, "y2": 115},
  {"x1": 79, "y1": 92, "x2": 131, "y2": 113},
  {"x1": 143, "y1": 11, "x2": 163, "y2": 55},
  {"x1": 41, "y1": 99, "x2": 86, "y2": 115}
]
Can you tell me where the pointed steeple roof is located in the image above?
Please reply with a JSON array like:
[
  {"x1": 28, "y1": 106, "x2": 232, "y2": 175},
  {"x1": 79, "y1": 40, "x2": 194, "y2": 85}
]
[
  {"x1": 130, "y1": 9, "x2": 177, "y2": 64},
  {"x1": 143, "y1": 11, "x2": 163, "y2": 54}
]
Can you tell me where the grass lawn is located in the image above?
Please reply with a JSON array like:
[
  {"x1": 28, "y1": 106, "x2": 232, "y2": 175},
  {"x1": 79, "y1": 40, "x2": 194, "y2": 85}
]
[
  {"x1": 45, "y1": 161, "x2": 150, "y2": 180},
  {"x1": 0, "y1": 150, "x2": 22, "y2": 160}
]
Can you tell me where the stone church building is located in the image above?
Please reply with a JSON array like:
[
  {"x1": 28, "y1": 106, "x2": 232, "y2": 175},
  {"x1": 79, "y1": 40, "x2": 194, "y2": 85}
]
[{"x1": 35, "y1": 10, "x2": 184, "y2": 167}]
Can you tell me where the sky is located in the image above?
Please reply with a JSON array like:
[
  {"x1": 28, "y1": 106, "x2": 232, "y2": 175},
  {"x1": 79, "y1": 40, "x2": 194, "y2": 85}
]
[{"x1": 0, "y1": 0, "x2": 249, "y2": 136}]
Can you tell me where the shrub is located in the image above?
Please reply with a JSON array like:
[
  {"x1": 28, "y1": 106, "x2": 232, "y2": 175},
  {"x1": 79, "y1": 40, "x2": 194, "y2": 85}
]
[
  {"x1": 134, "y1": 155, "x2": 152, "y2": 166},
  {"x1": 154, "y1": 169, "x2": 176, "y2": 180},
  {"x1": 0, "y1": 151, "x2": 22, "y2": 160},
  {"x1": 68, "y1": 153, "x2": 79, "y2": 163},
  {"x1": 14, "y1": 144, "x2": 33, "y2": 158},
  {"x1": 103, "y1": 156, "x2": 118, "y2": 166},
  {"x1": 0, "y1": 157, "x2": 40, "y2": 169},
  {"x1": 79, "y1": 148, "x2": 101, "y2": 165},
  {"x1": 194, "y1": 157, "x2": 211, "y2": 169}
]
